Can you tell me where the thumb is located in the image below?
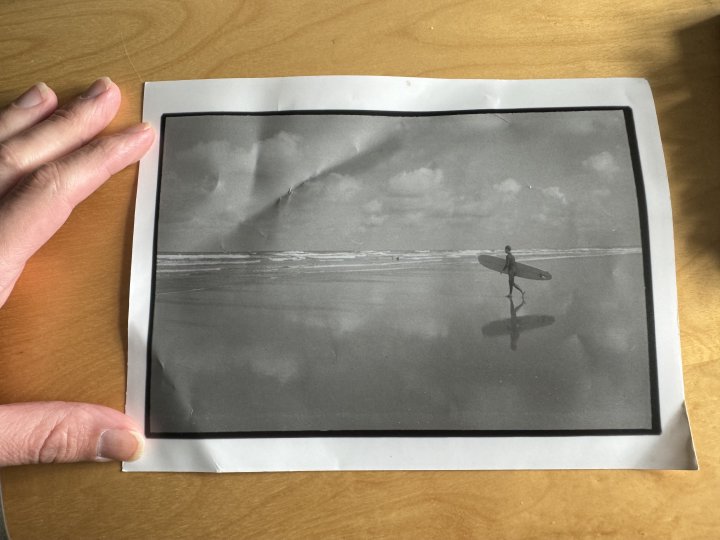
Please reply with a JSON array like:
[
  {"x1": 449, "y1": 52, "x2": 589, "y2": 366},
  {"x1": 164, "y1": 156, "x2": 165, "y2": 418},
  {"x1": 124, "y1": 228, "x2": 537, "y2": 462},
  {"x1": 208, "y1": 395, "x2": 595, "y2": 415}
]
[{"x1": 0, "y1": 401, "x2": 144, "y2": 466}]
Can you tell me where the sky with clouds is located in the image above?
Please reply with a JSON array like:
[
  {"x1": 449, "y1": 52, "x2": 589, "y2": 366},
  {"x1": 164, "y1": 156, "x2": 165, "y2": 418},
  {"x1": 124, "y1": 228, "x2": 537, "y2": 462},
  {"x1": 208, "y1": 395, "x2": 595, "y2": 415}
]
[{"x1": 157, "y1": 110, "x2": 642, "y2": 252}]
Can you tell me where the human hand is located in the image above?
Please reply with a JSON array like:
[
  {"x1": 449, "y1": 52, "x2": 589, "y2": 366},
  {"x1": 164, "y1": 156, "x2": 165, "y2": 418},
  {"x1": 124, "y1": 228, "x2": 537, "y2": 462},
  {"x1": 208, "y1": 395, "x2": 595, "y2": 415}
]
[{"x1": 0, "y1": 78, "x2": 153, "y2": 466}]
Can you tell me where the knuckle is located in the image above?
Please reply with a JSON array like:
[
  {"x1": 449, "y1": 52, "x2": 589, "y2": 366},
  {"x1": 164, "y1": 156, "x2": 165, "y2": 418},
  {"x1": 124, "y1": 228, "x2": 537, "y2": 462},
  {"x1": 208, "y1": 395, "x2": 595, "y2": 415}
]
[
  {"x1": 83, "y1": 135, "x2": 107, "y2": 155},
  {"x1": 29, "y1": 160, "x2": 62, "y2": 191},
  {"x1": 37, "y1": 423, "x2": 68, "y2": 463},
  {"x1": 47, "y1": 106, "x2": 78, "y2": 127},
  {"x1": 23, "y1": 161, "x2": 75, "y2": 211},
  {"x1": 86, "y1": 137, "x2": 114, "y2": 176},
  {"x1": 0, "y1": 142, "x2": 24, "y2": 176},
  {"x1": 35, "y1": 403, "x2": 94, "y2": 464},
  {"x1": 45, "y1": 107, "x2": 85, "y2": 148}
]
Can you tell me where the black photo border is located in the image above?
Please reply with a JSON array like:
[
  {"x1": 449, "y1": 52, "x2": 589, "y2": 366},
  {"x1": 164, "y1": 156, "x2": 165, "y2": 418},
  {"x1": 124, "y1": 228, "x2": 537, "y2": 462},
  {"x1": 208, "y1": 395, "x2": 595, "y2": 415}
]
[{"x1": 145, "y1": 107, "x2": 661, "y2": 439}]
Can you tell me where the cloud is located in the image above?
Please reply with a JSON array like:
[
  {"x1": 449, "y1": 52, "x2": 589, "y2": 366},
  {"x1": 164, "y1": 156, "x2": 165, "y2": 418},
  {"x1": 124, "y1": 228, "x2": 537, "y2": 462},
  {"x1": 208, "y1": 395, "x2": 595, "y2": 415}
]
[
  {"x1": 582, "y1": 151, "x2": 619, "y2": 175},
  {"x1": 175, "y1": 139, "x2": 257, "y2": 177},
  {"x1": 591, "y1": 188, "x2": 612, "y2": 198},
  {"x1": 387, "y1": 167, "x2": 444, "y2": 196},
  {"x1": 542, "y1": 186, "x2": 568, "y2": 205},
  {"x1": 168, "y1": 130, "x2": 306, "y2": 218},
  {"x1": 363, "y1": 199, "x2": 383, "y2": 214},
  {"x1": 243, "y1": 345, "x2": 300, "y2": 384},
  {"x1": 380, "y1": 167, "x2": 456, "y2": 222},
  {"x1": 318, "y1": 173, "x2": 362, "y2": 202},
  {"x1": 493, "y1": 178, "x2": 521, "y2": 196},
  {"x1": 390, "y1": 312, "x2": 449, "y2": 339},
  {"x1": 287, "y1": 310, "x2": 366, "y2": 336},
  {"x1": 361, "y1": 199, "x2": 388, "y2": 227},
  {"x1": 526, "y1": 186, "x2": 572, "y2": 230},
  {"x1": 386, "y1": 192, "x2": 455, "y2": 219},
  {"x1": 399, "y1": 212, "x2": 425, "y2": 225},
  {"x1": 563, "y1": 110, "x2": 624, "y2": 135},
  {"x1": 564, "y1": 116, "x2": 597, "y2": 135},
  {"x1": 261, "y1": 131, "x2": 301, "y2": 156},
  {"x1": 159, "y1": 131, "x2": 307, "y2": 251},
  {"x1": 454, "y1": 199, "x2": 494, "y2": 217},
  {"x1": 365, "y1": 214, "x2": 388, "y2": 226},
  {"x1": 174, "y1": 131, "x2": 302, "y2": 182}
]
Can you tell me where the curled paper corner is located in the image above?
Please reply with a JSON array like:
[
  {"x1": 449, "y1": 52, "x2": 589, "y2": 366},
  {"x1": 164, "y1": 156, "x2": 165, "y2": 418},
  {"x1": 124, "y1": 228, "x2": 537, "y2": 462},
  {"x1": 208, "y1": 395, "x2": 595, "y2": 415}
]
[
  {"x1": 643, "y1": 400, "x2": 700, "y2": 471},
  {"x1": 681, "y1": 400, "x2": 699, "y2": 471},
  {"x1": 210, "y1": 455, "x2": 224, "y2": 474}
]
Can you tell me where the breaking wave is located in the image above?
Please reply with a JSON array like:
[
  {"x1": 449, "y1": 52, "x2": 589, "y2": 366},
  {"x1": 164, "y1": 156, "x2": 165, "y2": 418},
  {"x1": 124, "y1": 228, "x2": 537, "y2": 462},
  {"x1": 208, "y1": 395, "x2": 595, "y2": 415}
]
[{"x1": 155, "y1": 247, "x2": 642, "y2": 275}]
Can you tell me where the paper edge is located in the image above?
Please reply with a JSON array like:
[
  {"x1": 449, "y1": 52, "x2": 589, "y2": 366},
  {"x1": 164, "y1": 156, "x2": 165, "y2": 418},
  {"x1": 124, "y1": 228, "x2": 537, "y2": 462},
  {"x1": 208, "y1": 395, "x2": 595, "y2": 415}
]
[{"x1": 124, "y1": 76, "x2": 696, "y2": 472}]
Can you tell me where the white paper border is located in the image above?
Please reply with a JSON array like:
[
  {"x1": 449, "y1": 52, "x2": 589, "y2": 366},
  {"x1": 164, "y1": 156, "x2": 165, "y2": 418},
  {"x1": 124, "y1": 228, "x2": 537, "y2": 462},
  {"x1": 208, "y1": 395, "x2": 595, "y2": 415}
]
[{"x1": 126, "y1": 77, "x2": 696, "y2": 472}]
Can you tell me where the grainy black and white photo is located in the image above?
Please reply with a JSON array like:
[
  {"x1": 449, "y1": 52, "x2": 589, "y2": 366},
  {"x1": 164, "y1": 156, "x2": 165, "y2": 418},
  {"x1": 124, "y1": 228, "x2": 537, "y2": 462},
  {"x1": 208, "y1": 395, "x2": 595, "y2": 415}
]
[{"x1": 147, "y1": 108, "x2": 657, "y2": 436}]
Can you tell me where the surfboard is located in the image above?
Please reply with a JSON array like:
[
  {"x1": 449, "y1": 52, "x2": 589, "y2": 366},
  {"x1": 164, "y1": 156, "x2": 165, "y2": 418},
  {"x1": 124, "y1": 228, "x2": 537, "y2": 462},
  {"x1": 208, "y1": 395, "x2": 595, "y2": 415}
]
[
  {"x1": 481, "y1": 315, "x2": 556, "y2": 337},
  {"x1": 477, "y1": 254, "x2": 552, "y2": 281}
]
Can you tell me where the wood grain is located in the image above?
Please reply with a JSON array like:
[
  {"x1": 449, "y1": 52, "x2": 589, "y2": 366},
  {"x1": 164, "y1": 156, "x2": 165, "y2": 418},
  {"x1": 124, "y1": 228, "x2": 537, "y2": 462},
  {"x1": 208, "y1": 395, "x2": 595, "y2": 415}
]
[{"x1": 1, "y1": 0, "x2": 719, "y2": 538}]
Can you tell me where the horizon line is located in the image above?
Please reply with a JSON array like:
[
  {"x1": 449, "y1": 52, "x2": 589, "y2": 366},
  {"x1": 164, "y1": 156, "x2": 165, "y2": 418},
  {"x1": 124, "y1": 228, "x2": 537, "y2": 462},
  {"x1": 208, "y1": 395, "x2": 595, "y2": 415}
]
[{"x1": 157, "y1": 246, "x2": 643, "y2": 255}]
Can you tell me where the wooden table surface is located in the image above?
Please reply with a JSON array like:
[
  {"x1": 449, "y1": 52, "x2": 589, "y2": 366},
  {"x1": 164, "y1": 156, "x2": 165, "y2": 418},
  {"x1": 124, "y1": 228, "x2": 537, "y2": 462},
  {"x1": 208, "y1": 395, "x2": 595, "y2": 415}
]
[{"x1": 1, "y1": 1, "x2": 719, "y2": 538}]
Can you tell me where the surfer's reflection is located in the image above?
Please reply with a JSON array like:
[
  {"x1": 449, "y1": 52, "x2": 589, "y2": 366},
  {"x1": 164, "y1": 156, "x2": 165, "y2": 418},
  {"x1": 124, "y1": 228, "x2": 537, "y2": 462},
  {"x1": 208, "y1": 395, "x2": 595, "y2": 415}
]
[
  {"x1": 481, "y1": 298, "x2": 556, "y2": 351},
  {"x1": 508, "y1": 297, "x2": 524, "y2": 350}
]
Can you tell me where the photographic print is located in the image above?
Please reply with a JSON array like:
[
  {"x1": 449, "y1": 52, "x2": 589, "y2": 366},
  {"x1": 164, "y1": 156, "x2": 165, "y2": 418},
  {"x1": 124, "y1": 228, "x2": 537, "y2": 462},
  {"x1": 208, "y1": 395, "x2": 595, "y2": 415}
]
[
  {"x1": 126, "y1": 77, "x2": 695, "y2": 471},
  {"x1": 148, "y1": 108, "x2": 656, "y2": 436}
]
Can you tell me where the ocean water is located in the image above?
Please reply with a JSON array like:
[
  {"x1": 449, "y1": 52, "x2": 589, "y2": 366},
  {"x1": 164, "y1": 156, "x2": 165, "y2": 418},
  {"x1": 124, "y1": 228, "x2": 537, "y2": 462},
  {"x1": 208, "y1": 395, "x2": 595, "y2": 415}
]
[{"x1": 148, "y1": 248, "x2": 654, "y2": 433}]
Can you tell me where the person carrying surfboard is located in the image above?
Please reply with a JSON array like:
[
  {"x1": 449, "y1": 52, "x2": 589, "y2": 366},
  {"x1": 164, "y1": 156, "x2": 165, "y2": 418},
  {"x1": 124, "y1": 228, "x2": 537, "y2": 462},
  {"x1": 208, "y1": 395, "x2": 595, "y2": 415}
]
[{"x1": 502, "y1": 245, "x2": 524, "y2": 298}]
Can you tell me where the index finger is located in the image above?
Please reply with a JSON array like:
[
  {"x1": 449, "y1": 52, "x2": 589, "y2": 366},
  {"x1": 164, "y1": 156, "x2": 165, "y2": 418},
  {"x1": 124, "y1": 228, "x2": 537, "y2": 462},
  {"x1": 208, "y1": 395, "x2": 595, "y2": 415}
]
[
  {"x1": 0, "y1": 77, "x2": 121, "y2": 199},
  {"x1": 0, "y1": 123, "x2": 154, "y2": 305}
]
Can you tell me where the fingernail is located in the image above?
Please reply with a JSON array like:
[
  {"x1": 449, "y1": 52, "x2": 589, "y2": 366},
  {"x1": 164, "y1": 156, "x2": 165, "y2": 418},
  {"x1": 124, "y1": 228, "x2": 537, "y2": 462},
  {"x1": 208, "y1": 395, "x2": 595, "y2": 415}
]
[
  {"x1": 81, "y1": 77, "x2": 112, "y2": 99},
  {"x1": 96, "y1": 429, "x2": 145, "y2": 462},
  {"x1": 125, "y1": 122, "x2": 152, "y2": 134},
  {"x1": 14, "y1": 82, "x2": 49, "y2": 108}
]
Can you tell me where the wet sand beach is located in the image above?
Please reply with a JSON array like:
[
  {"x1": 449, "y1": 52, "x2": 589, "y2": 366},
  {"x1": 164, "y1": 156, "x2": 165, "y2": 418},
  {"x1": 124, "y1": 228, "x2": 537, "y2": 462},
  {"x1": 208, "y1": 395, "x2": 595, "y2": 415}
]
[{"x1": 149, "y1": 250, "x2": 653, "y2": 434}]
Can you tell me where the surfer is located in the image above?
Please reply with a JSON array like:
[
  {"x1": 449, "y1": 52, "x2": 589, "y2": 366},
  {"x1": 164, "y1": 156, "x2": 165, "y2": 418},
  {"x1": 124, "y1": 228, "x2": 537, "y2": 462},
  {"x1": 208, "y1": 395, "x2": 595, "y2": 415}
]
[{"x1": 501, "y1": 245, "x2": 524, "y2": 298}]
